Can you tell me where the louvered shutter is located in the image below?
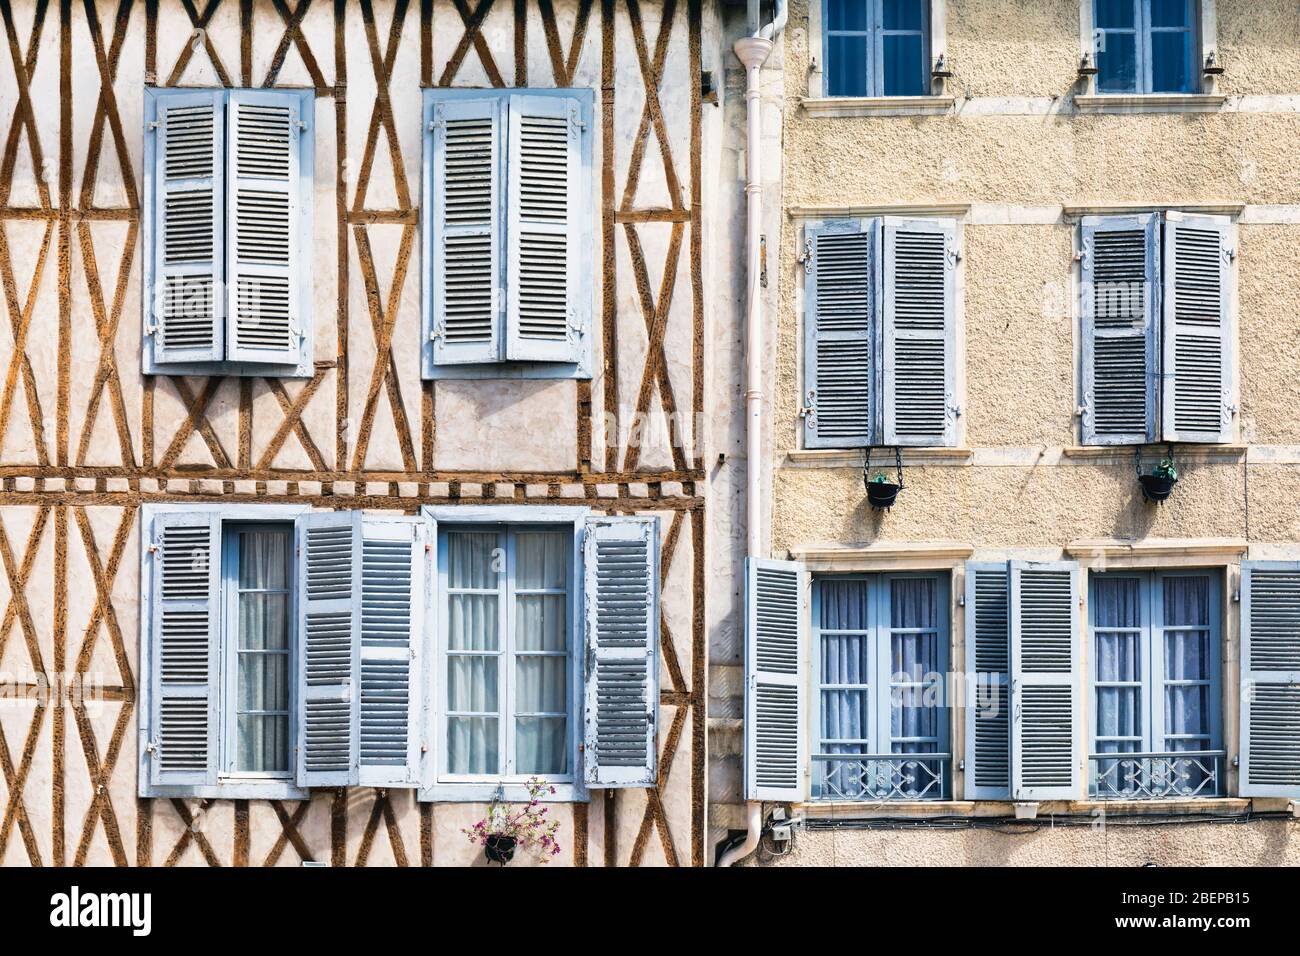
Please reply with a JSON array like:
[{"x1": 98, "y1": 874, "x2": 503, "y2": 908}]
[
  {"x1": 1239, "y1": 562, "x2": 1300, "y2": 797},
  {"x1": 356, "y1": 515, "x2": 426, "y2": 788},
  {"x1": 882, "y1": 217, "x2": 957, "y2": 447},
  {"x1": 425, "y1": 95, "x2": 504, "y2": 367},
  {"x1": 147, "y1": 90, "x2": 224, "y2": 366},
  {"x1": 803, "y1": 220, "x2": 876, "y2": 449},
  {"x1": 295, "y1": 512, "x2": 361, "y2": 787},
  {"x1": 963, "y1": 562, "x2": 1010, "y2": 800},
  {"x1": 505, "y1": 94, "x2": 585, "y2": 364},
  {"x1": 1009, "y1": 560, "x2": 1080, "y2": 800},
  {"x1": 1080, "y1": 214, "x2": 1159, "y2": 445},
  {"x1": 1162, "y1": 213, "x2": 1235, "y2": 443},
  {"x1": 147, "y1": 512, "x2": 221, "y2": 789},
  {"x1": 582, "y1": 516, "x2": 659, "y2": 788},
  {"x1": 225, "y1": 90, "x2": 311, "y2": 367},
  {"x1": 744, "y1": 558, "x2": 806, "y2": 801}
]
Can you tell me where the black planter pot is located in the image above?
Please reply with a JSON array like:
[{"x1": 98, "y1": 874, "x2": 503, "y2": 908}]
[
  {"x1": 866, "y1": 481, "x2": 901, "y2": 510},
  {"x1": 1139, "y1": 474, "x2": 1176, "y2": 503},
  {"x1": 484, "y1": 835, "x2": 517, "y2": 865}
]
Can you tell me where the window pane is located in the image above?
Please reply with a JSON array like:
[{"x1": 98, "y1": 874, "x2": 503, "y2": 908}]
[
  {"x1": 237, "y1": 654, "x2": 289, "y2": 711},
  {"x1": 1151, "y1": 29, "x2": 1195, "y2": 93},
  {"x1": 821, "y1": 633, "x2": 868, "y2": 684},
  {"x1": 827, "y1": 0, "x2": 868, "y2": 32},
  {"x1": 238, "y1": 593, "x2": 289, "y2": 650},
  {"x1": 448, "y1": 717, "x2": 498, "y2": 774},
  {"x1": 882, "y1": 0, "x2": 925, "y2": 31},
  {"x1": 1097, "y1": 30, "x2": 1138, "y2": 92},
  {"x1": 237, "y1": 715, "x2": 288, "y2": 772},
  {"x1": 819, "y1": 579, "x2": 869, "y2": 630},
  {"x1": 882, "y1": 34, "x2": 926, "y2": 95},
  {"x1": 516, "y1": 717, "x2": 567, "y2": 774},
  {"x1": 447, "y1": 532, "x2": 499, "y2": 589},
  {"x1": 1096, "y1": 688, "x2": 1141, "y2": 744},
  {"x1": 1094, "y1": 0, "x2": 1135, "y2": 29},
  {"x1": 1163, "y1": 575, "x2": 1209, "y2": 627},
  {"x1": 1165, "y1": 684, "x2": 1209, "y2": 739},
  {"x1": 821, "y1": 688, "x2": 869, "y2": 744},
  {"x1": 516, "y1": 531, "x2": 567, "y2": 589},
  {"x1": 516, "y1": 656, "x2": 566, "y2": 713},
  {"x1": 238, "y1": 529, "x2": 289, "y2": 589},
  {"x1": 234, "y1": 527, "x2": 291, "y2": 774},
  {"x1": 517, "y1": 594, "x2": 566, "y2": 651},
  {"x1": 891, "y1": 685, "x2": 936, "y2": 752},
  {"x1": 448, "y1": 595, "x2": 499, "y2": 650},
  {"x1": 891, "y1": 632, "x2": 935, "y2": 681},
  {"x1": 1096, "y1": 631, "x2": 1139, "y2": 681},
  {"x1": 1165, "y1": 630, "x2": 1208, "y2": 681},
  {"x1": 1150, "y1": 0, "x2": 1192, "y2": 28},
  {"x1": 891, "y1": 577, "x2": 935, "y2": 630},
  {"x1": 448, "y1": 655, "x2": 498, "y2": 711},
  {"x1": 1094, "y1": 576, "x2": 1140, "y2": 628},
  {"x1": 828, "y1": 35, "x2": 869, "y2": 96}
]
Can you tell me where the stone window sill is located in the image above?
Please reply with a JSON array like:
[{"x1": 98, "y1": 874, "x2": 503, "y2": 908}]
[
  {"x1": 801, "y1": 95, "x2": 956, "y2": 118},
  {"x1": 1074, "y1": 94, "x2": 1228, "y2": 115}
]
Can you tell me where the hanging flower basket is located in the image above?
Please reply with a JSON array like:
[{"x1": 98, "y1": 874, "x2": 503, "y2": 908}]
[
  {"x1": 1136, "y1": 449, "x2": 1178, "y2": 504},
  {"x1": 863, "y1": 448, "x2": 905, "y2": 511},
  {"x1": 484, "y1": 835, "x2": 517, "y2": 865},
  {"x1": 462, "y1": 777, "x2": 563, "y2": 866}
]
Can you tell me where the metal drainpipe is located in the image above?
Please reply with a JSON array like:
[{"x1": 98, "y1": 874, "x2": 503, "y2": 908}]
[{"x1": 718, "y1": 0, "x2": 786, "y2": 869}]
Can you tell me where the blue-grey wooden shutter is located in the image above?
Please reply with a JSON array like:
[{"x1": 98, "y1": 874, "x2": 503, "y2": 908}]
[
  {"x1": 425, "y1": 94, "x2": 504, "y2": 368},
  {"x1": 882, "y1": 217, "x2": 957, "y2": 447},
  {"x1": 1161, "y1": 213, "x2": 1235, "y2": 443},
  {"x1": 583, "y1": 516, "x2": 660, "y2": 787},
  {"x1": 744, "y1": 557, "x2": 806, "y2": 801},
  {"x1": 1080, "y1": 214, "x2": 1159, "y2": 445},
  {"x1": 357, "y1": 515, "x2": 426, "y2": 788},
  {"x1": 295, "y1": 511, "x2": 361, "y2": 787},
  {"x1": 963, "y1": 561, "x2": 1010, "y2": 800},
  {"x1": 1239, "y1": 562, "x2": 1300, "y2": 798},
  {"x1": 225, "y1": 89, "x2": 312, "y2": 368},
  {"x1": 147, "y1": 512, "x2": 221, "y2": 789},
  {"x1": 802, "y1": 220, "x2": 875, "y2": 449},
  {"x1": 1009, "y1": 560, "x2": 1080, "y2": 800},
  {"x1": 505, "y1": 93, "x2": 586, "y2": 364},
  {"x1": 146, "y1": 89, "x2": 225, "y2": 366}
]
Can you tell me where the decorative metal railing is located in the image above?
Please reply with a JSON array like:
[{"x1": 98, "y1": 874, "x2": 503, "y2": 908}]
[
  {"x1": 1089, "y1": 751, "x2": 1225, "y2": 800},
  {"x1": 812, "y1": 753, "x2": 950, "y2": 802}
]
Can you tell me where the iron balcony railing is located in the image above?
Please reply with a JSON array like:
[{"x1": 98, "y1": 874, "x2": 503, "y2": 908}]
[
  {"x1": 1089, "y1": 751, "x2": 1225, "y2": 800},
  {"x1": 812, "y1": 752, "x2": 950, "y2": 802}
]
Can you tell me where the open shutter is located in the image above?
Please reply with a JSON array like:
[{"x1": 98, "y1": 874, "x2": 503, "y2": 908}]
[
  {"x1": 147, "y1": 512, "x2": 221, "y2": 789},
  {"x1": 744, "y1": 558, "x2": 806, "y2": 801},
  {"x1": 225, "y1": 89, "x2": 311, "y2": 367},
  {"x1": 1162, "y1": 213, "x2": 1235, "y2": 443},
  {"x1": 1080, "y1": 214, "x2": 1158, "y2": 445},
  {"x1": 425, "y1": 94, "x2": 504, "y2": 367},
  {"x1": 147, "y1": 90, "x2": 224, "y2": 366},
  {"x1": 357, "y1": 515, "x2": 426, "y2": 788},
  {"x1": 882, "y1": 217, "x2": 957, "y2": 447},
  {"x1": 1239, "y1": 562, "x2": 1300, "y2": 797},
  {"x1": 582, "y1": 516, "x2": 659, "y2": 787},
  {"x1": 802, "y1": 220, "x2": 875, "y2": 449},
  {"x1": 295, "y1": 512, "x2": 361, "y2": 787},
  {"x1": 1010, "y1": 560, "x2": 1080, "y2": 800},
  {"x1": 963, "y1": 562, "x2": 1010, "y2": 800},
  {"x1": 505, "y1": 94, "x2": 585, "y2": 364}
]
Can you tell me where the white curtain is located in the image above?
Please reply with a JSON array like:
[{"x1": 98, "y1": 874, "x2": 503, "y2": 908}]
[
  {"x1": 818, "y1": 579, "x2": 870, "y2": 755},
  {"x1": 236, "y1": 528, "x2": 290, "y2": 773},
  {"x1": 1162, "y1": 575, "x2": 1211, "y2": 749},
  {"x1": 447, "y1": 532, "x2": 500, "y2": 774},
  {"x1": 1094, "y1": 576, "x2": 1142, "y2": 756},
  {"x1": 889, "y1": 577, "x2": 939, "y2": 755},
  {"x1": 514, "y1": 532, "x2": 568, "y2": 774}
]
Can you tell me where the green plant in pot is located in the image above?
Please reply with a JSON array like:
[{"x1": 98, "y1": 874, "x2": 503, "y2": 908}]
[{"x1": 1139, "y1": 456, "x2": 1178, "y2": 503}]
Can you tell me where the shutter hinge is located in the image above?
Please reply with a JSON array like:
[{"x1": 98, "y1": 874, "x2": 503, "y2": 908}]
[
  {"x1": 1075, "y1": 403, "x2": 1088, "y2": 418},
  {"x1": 569, "y1": 109, "x2": 587, "y2": 132},
  {"x1": 144, "y1": 321, "x2": 158, "y2": 337},
  {"x1": 948, "y1": 403, "x2": 963, "y2": 419},
  {"x1": 145, "y1": 739, "x2": 158, "y2": 754},
  {"x1": 147, "y1": 539, "x2": 161, "y2": 554},
  {"x1": 148, "y1": 119, "x2": 162, "y2": 132},
  {"x1": 797, "y1": 237, "x2": 813, "y2": 275},
  {"x1": 1226, "y1": 247, "x2": 1238, "y2": 262},
  {"x1": 430, "y1": 323, "x2": 444, "y2": 342},
  {"x1": 294, "y1": 119, "x2": 307, "y2": 131},
  {"x1": 798, "y1": 390, "x2": 816, "y2": 427}
]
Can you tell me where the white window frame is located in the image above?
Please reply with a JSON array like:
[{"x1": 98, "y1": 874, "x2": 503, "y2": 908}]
[
  {"x1": 808, "y1": 0, "x2": 946, "y2": 100},
  {"x1": 138, "y1": 502, "x2": 310, "y2": 800},
  {"x1": 420, "y1": 505, "x2": 590, "y2": 803}
]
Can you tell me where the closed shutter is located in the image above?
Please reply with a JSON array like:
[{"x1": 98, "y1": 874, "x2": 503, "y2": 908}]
[
  {"x1": 882, "y1": 217, "x2": 957, "y2": 447},
  {"x1": 425, "y1": 94, "x2": 504, "y2": 367},
  {"x1": 1162, "y1": 213, "x2": 1235, "y2": 443},
  {"x1": 582, "y1": 516, "x2": 659, "y2": 787},
  {"x1": 295, "y1": 512, "x2": 361, "y2": 787},
  {"x1": 744, "y1": 558, "x2": 806, "y2": 801},
  {"x1": 1010, "y1": 560, "x2": 1080, "y2": 800},
  {"x1": 1239, "y1": 562, "x2": 1300, "y2": 797},
  {"x1": 802, "y1": 220, "x2": 876, "y2": 449},
  {"x1": 1080, "y1": 214, "x2": 1158, "y2": 445},
  {"x1": 357, "y1": 515, "x2": 426, "y2": 788},
  {"x1": 148, "y1": 90, "x2": 225, "y2": 366},
  {"x1": 225, "y1": 90, "x2": 311, "y2": 367},
  {"x1": 963, "y1": 562, "x2": 1010, "y2": 800},
  {"x1": 505, "y1": 94, "x2": 585, "y2": 364},
  {"x1": 147, "y1": 512, "x2": 221, "y2": 789}
]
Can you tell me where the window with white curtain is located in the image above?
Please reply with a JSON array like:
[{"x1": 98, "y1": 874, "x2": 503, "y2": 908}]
[
  {"x1": 440, "y1": 525, "x2": 576, "y2": 784},
  {"x1": 1089, "y1": 570, "x2": 1224, "y2": 798},
  {"x1": 811, "y1": 573, "x2": 950, "y2": 801}
]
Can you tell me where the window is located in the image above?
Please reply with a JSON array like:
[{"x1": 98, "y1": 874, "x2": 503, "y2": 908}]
[
  {"x1": 802, "y1": 217, "x2": 958, "y2": 449},
  {"x1": 1079, "y1": 211, "x2": 1235, "y2": 445},
  {"x1": 1089, "y1": 571, "x2": 1223, "y2": 799},
  {"x1": 421, "y1": 89, "x2": 595, "y2": 380},
  {"x1": 142, "y1": 88, "x2": 315, "y2": 377},
  {"x1": 810, "y1": 573, "x2": 950, "y2": 801},
  {"x1": 824, "y1": 0, "x2": 931, "y2": 97},
  {"x1": 1094, "y1": 0, "x2": 1198, "y2": 94}
]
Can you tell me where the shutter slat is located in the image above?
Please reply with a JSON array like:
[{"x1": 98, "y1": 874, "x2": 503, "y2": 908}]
[
  {"x1": 583, "y1": 516, "x2": 659, "y2": 787},
  {"x1": 1240, "y1": 562, "x2": 1300, "y2": 797},
  {"x1": 148, "y1": 91, "x2": 224, "y2": 366},
  {"x1": 883, "y1": 218, "x2": 956, "y2": 447},
  {"x1": 149, "y1": 513, "x2": 221, "y2": 788},
  {"x1": 964, "y1": 562, "x2": 1010, "y2": 800},
  {"x1": 1081, "y1": 214, "x2": 1158, "y2": 445},
  {"x1": 745, "y1": 558, "x2": 806, "y2": 801},
  {"x1": 803, "y1": 220, "x2": 875, "y2": 449},
  {"x1": 1010, "y1": 561, "x2": 1079, "y2": 800}
]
